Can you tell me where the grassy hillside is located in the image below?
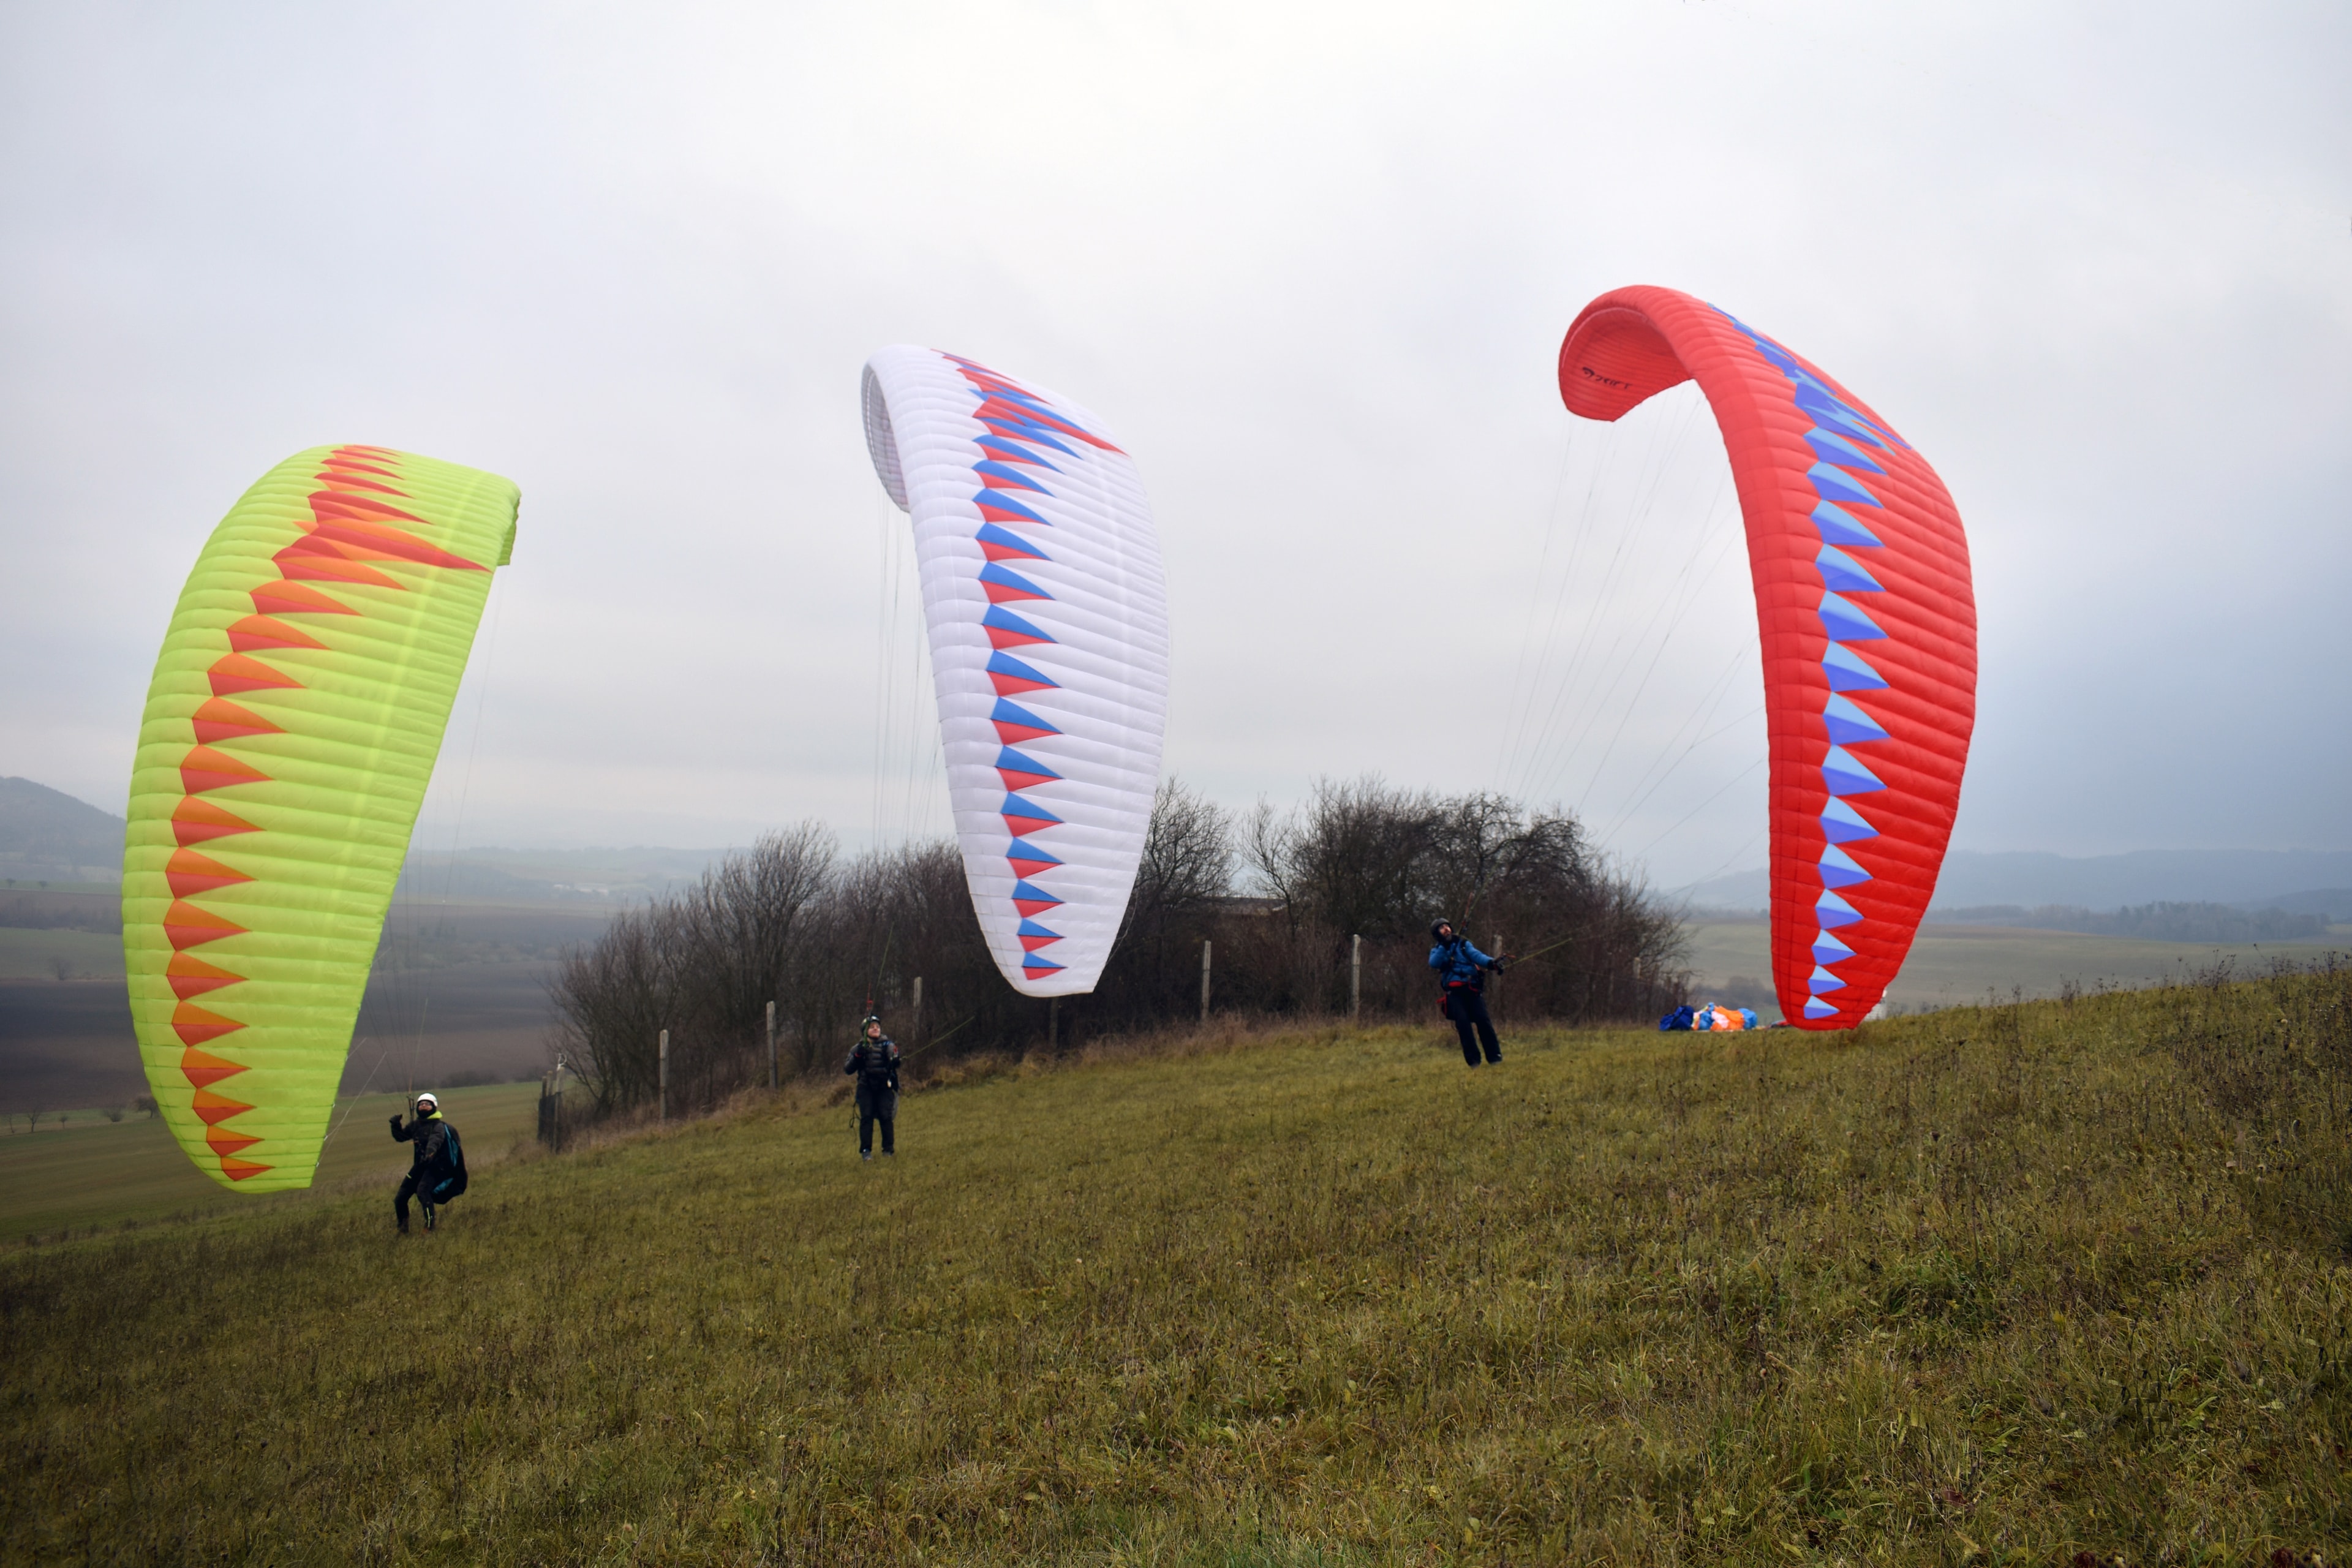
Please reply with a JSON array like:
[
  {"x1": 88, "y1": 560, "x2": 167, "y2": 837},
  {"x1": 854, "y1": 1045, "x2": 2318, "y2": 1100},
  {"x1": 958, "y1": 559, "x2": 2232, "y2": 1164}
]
[{"x1": 4, "y1": 969, "x2": 2350, "y2": 1564}]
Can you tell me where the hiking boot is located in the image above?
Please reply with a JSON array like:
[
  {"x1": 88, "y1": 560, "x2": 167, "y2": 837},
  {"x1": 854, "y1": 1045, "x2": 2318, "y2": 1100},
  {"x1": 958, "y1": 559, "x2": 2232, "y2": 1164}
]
[{"x1": 861, "y1": 1149, "x2": 872, "y2": 1161}]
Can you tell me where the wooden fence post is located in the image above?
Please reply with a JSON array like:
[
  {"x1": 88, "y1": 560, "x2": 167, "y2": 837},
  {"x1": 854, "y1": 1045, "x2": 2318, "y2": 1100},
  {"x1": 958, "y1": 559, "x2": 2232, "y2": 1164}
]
[
  {"x1": 1491, "y1": 934, "x2": 1504, "y2": 1017},
  {"x1": 658, "y1": 1028, "x2": 669, "y2": 1123},
  {"x1": 1200, "y1": 939, "x2": 1212, "y2": 1023},
  {"x1": 911, "y1": 976, "x2": 923, "y2": 1038},
  {"x1": 765, "y1": 1000, "x2": 777, "y2": 1091},
  {"x1": 1350, "y1": 933, "x2": 1362, "y2": 1023}
]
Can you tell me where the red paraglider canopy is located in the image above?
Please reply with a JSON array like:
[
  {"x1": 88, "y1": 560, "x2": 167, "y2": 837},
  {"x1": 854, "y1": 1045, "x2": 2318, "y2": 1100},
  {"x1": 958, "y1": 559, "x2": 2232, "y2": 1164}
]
[{"x1": 1559, "y1": 286, "x2": 1976, "y2": 1027}]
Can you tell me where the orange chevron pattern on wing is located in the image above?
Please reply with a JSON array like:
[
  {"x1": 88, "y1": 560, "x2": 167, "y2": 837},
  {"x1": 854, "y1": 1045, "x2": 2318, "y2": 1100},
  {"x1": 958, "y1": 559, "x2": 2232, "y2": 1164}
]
[
  {"x1": 163, "y1": 900, "x2": 246, "y2": 949},
  {"x1": 190, "y1": 1088, "x2": 254, "y2": 1125},
  {"x1": 179, "y1": 1045, "x2": 248, "y2": 1087},
  {"x1": 226, "y1": 614, "x2": 328, "y2": 653},
  {"x1": 206, "y1": 1125, "x2": 263, "y2": 1158},
  {"x1": 172, "y1": 1001, "x2": 246, "y2": 1046},
  {"x1": 179, "y1": 745, "x2": 271, "y2": 796},
  {"x1": 208, "y1": 654, "x2": 303, "y2": 696},
  {"x1": 190, "y1": 698, "x2": 284, "y2": 745},
  {"x1": 300, "y1": 517, "x2": 486, "y2": 572},
  {"x1": 313, "y1": 469, "x2": 404, "y2": 496},
  {"x1": 167, "y1": 953, "x2": 243, "y2": 1001},
  {"x1": 165, "y1": 848, "x2": 253, "y2": 898},
  {"x1": 309, "y1": 490, "x2": 429, "y2": 526},
  {"x1": 274, "y1": 545, "x2": 404, "y2": 589},
  {"x1": 248, "y1": 581, "x2": 357, "y2": 619},
  {"x1": 171, "y1": 797, "x2": 259, "y2": 846}
]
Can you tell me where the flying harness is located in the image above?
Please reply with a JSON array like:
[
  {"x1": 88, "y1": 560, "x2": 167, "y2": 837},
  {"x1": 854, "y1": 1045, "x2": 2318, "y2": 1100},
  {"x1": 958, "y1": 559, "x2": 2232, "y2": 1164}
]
[
  {"x1": 853, "y1": 1036, "x2": 900, "y2": 1093},
  {"x1": 1434, "y1": 938, "x2": 1488, "y2": 1020}
]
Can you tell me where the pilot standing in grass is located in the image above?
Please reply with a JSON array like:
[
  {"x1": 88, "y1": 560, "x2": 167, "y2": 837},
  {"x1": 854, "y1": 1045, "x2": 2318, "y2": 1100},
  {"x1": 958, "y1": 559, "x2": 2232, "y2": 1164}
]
[
  {"x1": 843, "y1": 1014, "x2": 901, "y2": 1161},
  {"x1": 389, "y1": 1091, "x2": 455, "y2": 1233},
  {"x1": 1429, "y1": 918, "x2": 1508, "y2": 1068}
]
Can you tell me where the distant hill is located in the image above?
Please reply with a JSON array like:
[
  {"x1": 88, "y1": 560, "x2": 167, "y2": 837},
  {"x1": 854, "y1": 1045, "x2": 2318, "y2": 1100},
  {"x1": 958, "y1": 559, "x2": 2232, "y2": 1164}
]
[
  {"x1": 1685, "y1": 848, "x2": 2352, "y2": 915},
  {"x1": 394, "y1": 846, "x2": 718, "y2": 903},
  {"x1": 0, "y1": 778, "x2": 125, "y2": 886},
  {"x1": 2256, "y1": 889, "x2": 2352, "y2": 922},
  {"x1": 0, "y1": 774, "x2": 721, "y2": 900}
]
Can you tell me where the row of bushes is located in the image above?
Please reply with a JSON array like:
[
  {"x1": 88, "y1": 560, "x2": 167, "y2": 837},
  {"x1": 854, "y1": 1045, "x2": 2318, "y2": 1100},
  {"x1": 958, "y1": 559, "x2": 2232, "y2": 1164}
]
[{"x1": 546, "y1": 777, "x2": 1692, "y2": 1119}]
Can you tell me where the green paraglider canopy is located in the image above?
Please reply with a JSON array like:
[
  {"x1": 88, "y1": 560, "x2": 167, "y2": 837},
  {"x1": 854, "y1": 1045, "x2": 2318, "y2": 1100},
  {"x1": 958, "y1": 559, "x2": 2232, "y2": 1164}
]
[{"x1": 121, "y1": 446, "x2": 517, "y2": 1190}]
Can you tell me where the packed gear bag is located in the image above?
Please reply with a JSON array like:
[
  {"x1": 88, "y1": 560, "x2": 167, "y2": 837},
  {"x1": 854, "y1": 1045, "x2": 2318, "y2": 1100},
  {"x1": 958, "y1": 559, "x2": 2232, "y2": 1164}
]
[{"x1": 1658, "y1": 1005, "x2": 1695, "y2": 1031}]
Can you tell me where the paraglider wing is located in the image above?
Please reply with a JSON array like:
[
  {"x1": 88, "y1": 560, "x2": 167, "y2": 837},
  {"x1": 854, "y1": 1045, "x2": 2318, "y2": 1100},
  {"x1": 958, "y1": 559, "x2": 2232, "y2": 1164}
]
[
  {"x1": 1558, "y1": 287, "x2": 1975, "y2": 1027},
  {"x1": 121, "y1": 447, "x2": 519, "y2": 1188},
  {"x1": 861, "y1": 347, "x2": 1169, "y2": 997}
]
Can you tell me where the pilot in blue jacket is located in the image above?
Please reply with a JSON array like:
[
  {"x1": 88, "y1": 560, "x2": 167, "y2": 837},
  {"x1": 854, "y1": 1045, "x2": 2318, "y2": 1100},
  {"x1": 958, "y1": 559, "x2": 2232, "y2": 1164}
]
[{"x1": 1428, "y1": 918, "x2": 1506, "y2": 1066}]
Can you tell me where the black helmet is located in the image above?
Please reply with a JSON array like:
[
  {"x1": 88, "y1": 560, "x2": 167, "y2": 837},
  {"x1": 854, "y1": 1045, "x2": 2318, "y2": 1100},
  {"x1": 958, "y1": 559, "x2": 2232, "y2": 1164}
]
[
  {"x1": 861, "y1": 1014, "x2": 883, "y2": 1032},
  {"x1": 1430, "y1": 918, "x2": 1454, "y2": 941}
]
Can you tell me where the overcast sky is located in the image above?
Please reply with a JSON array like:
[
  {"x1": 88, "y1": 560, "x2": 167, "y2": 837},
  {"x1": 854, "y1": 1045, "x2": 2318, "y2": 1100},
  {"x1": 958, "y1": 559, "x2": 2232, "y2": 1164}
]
[{"x1": 4, "y1": 1, "x2": 2345, "y2": 889}]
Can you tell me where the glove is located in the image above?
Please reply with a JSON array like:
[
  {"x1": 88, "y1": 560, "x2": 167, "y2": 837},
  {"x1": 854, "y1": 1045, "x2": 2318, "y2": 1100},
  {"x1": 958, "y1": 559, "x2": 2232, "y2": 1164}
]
[
  {"x1": 388, "y1": 1115, "x2": 402, "y2": 1131},
  {"x1": 1490, "y1": 957, "x2": 1508, "y2": 972}
]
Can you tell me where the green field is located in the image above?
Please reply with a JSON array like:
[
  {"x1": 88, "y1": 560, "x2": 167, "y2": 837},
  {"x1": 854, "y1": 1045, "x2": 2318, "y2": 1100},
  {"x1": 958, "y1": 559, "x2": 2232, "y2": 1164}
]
[
  {"x1": 0, "y1": 1080, "x2": 543, "y2": 1243},
  {"x1": 1685, "y1": 919, "x2": 2352, "y2": 1019},
  {"x1": 0, "y1": 924, "x2": 124, "y2": 980},
  {"x1": 0, "y1": 890, "x2": 605, "y2": 1110},
  {"x1": 4, "y1": 968, "x2": 2349, "y2": 1563}
]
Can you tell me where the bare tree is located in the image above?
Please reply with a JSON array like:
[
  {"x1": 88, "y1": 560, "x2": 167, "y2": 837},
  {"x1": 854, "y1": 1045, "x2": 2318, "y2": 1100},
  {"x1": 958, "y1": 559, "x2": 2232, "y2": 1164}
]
[
  {"x1": 548, "y1": 904, "x2": 681, "y2": 1116},
  {"x1": 1133, "y1": 778, "x2": 1233, "y2": 918},
  {"x1": 1241, "y1": 798, "x2": 1301, "y2": 915}
]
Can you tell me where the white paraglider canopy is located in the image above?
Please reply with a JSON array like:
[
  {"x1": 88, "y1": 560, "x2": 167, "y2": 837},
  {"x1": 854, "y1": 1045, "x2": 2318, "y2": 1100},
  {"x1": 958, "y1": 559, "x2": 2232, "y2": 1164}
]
[{"x1": 859, "y1": 347, "x2": 1170, "y2": 997}]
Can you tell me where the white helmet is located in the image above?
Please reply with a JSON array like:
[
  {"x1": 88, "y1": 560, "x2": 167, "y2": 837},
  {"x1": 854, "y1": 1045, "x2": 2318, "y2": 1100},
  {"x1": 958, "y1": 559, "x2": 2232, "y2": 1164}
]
[{"x1": 415, "y1": 1092, "x2": 439, "y2": 1110}]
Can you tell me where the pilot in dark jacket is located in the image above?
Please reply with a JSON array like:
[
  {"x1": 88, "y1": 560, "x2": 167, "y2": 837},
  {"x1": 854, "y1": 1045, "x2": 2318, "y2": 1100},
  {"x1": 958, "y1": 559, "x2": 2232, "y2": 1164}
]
[
  {"x1": 843, "y1": 1016, "x2": 902, "y2": 1159},
  {"x1": 390, "y1": 1091, "x2": 454, "y2": 1232}
]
